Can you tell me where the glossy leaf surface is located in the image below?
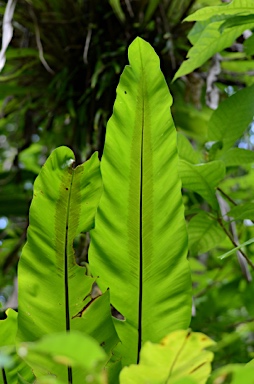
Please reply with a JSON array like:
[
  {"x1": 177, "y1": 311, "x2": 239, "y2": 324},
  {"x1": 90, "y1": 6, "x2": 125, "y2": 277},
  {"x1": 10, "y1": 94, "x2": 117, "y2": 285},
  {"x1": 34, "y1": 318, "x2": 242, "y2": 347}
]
[{"x1": 89, "y1": 37, "x2": 192, "y2": 366}]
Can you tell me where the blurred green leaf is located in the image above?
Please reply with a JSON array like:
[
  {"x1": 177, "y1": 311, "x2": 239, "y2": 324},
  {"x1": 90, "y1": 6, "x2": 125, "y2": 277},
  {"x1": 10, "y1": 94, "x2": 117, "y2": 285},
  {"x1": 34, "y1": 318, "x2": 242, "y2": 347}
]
[
  {"x1": 208, "y1": 85, "x2": 254, "y2": 156},
  {"x1": 19, "y1": 144, "x2": 43, "y2": 174},
  {"x1": 219, "y1": 14, "x2": 254, "y2": 32},
  {"x1": 227, "y1": 203, "x2": 254, "y2": 221},
  {"x1": 188, "y1": 212, "x2": 226, "y2": 255},
  {"x1": 173, "y1": 19, "x2": 254, "y2": 80},
  {"x1": 209, "y1": 364, "x2": 254, "y2": 384},
  {"x1": 0, "y1": 309, "x2": 34, "y2": 384},
  {"x1": 144, "y1": 0, "x2": 161, "y2": 23},
  {"x1": 185, "y1": 1, "x2": 254, "y2": 22},
  {"x1": 220, "y1": 148, "x2": 254, "y2": 167},
  {"x1": 221, "y1": 59, "x2": 254, "y2": 74},
  {"x1": 173, "y1": 102, "x2": 211, "y2": 141},
  {"x1": 109, "y1": 0, "x2": 125, "y2": 22},
  {"x1": 179, "y1": 160, "x2": 225, "y2": 209},
  {"x1": 19, "y1": 331, "x2": 107, "y2": 384},
  {"x1": 244, "y1": 34, "x2": 254, "y2": 55},
  {"x1": 120, "y1": 330, "x2": 215, "y2": 384},
  {"x1": 177, "y1": 133, "x2": 200, "y2": 164},
  {"x1": 0, "y1": 308, "x2": 17, "y2": 347}
]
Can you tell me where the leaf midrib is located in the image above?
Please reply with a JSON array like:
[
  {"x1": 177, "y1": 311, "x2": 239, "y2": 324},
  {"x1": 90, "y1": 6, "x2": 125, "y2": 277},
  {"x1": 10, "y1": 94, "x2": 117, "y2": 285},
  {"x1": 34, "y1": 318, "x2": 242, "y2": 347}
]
[
  {"x1": 64, "y1": 168, "x2": 75, "y2": 383},
  {"x1": 137, "y1": 47, "x2": 145, "y2": 364},
  {"x1": 2, "y1": 368, "x2": 7, "y2": 384}
]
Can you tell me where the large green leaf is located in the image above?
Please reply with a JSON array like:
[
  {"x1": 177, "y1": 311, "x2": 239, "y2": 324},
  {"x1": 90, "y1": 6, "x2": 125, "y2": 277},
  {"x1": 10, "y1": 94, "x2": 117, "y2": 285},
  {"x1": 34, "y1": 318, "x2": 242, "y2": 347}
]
[
  {"x1": 208, "y1": 85, "x2": 254, "y2": 156},
  {"x1": 17, "y1": 147, "x2": 118, "y2": 382},
  {"x1": 179, "y1": 160, "x2": 225, "y2": 210},
  {"x1": 89, "y1": 37, "x2": 192, "y2": 366},
  {"x1": 120, "y1": 330, "x2": 215, "y2": 384}
]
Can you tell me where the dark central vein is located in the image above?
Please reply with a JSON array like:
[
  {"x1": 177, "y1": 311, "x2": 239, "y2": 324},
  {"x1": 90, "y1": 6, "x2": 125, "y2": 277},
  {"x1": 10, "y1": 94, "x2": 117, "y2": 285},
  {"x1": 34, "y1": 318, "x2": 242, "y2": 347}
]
[
  {"x1": 2, "y1": 369, "x2": 7, "y2": 384},
  {"x1": 64, "y1": 170, "x2": 74, "y2": 383},
  {"x1": 137, "y1": 82, "x2": 145, "y2": 363}
]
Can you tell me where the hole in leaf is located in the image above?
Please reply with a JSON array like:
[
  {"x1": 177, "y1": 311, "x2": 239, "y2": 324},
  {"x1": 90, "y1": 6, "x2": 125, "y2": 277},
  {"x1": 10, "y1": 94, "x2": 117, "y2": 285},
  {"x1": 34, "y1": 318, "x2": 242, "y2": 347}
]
[
  {"x1": 111, "y1": 305, "x2": 125, "y2": 321},
  {"x1": 73, "y1": 232, "x2": 90, "y2": 266},
  {"x1": 91, "y1": 282, "x2": 102, "y2": 299}
]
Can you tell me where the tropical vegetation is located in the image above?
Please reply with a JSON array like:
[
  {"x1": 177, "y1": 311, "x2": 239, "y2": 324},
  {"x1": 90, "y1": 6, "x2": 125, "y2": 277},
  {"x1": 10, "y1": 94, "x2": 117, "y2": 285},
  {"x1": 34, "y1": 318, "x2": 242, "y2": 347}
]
[{"x1": 1, "y1": 0, "x2": 254, "y2": 383}]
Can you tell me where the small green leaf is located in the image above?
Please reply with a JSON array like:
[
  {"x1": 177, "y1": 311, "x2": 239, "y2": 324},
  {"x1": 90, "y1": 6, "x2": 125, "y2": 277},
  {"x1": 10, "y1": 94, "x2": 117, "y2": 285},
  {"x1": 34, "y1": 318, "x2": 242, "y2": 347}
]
[
  {"x1": 179, "y1": 160, "x2": 225, "y2": 210},
  {"x1": 227, "y1": 203, "x2": 254, "y2": 221},
  {"x1": 184, "y1": 0, "x2": 254, "y2": 22},
  {"x1": 0, "y1": 309, "x2": 34, "y2": 384},
  {"x1": 19, "y1": 144, "x2": 43, "y2": 174},
  {"x1": 173, "y1": 19, "x2": 254, "y2": 80},
  {"x1": 208, "y1": 85, "x2": 254, "y2": 156},
  {"x1": 219, "y1": 14, "x2": 254, "y2": 32},
  {"x1": 205, "y1": 141, "x2": 223, "y2": 161},
  {"x1": 177, "y1": 133, "x2": 200, "y2": 164},
  {"x1": 188, "y1": 212, "x2": 226, "y2": 255},
  {"x1": 109, "y1": 0, "x2": 125, "y2": 22},
  {"x1": 220, "y1": 148, "x2": 254, "y2": 167}
]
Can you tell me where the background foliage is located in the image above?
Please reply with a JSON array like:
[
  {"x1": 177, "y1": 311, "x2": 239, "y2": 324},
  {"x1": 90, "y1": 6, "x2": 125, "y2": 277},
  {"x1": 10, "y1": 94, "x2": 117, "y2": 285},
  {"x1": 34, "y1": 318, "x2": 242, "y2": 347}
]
[{"x1": 1, "y1": 0, "x2": 254, "y2": 375}]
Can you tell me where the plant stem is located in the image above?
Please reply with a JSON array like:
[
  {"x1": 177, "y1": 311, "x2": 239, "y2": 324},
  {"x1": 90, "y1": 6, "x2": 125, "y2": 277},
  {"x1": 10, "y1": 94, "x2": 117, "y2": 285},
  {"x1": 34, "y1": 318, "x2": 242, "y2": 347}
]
[
  {"x1": 217, "y1": 187, "x2": 237, "y2": 206},
  {"x1": 218, "y1": 217, "x2": 254, "y2": 271}
]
